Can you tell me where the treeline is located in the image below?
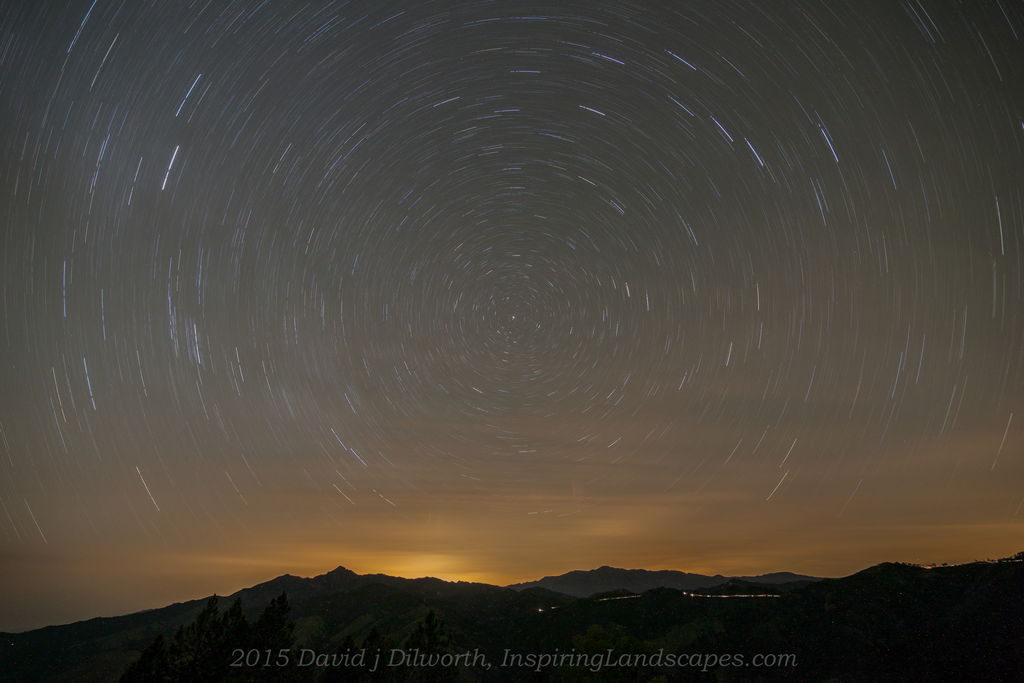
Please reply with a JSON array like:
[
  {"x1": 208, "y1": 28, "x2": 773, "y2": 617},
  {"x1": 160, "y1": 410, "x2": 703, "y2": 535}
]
[
  {"x1": 121, "y1": 595, "x2": 462, "y2": 682},
  {"x1": 121, "y1": 593, "x2": 295, "y2": 682}
]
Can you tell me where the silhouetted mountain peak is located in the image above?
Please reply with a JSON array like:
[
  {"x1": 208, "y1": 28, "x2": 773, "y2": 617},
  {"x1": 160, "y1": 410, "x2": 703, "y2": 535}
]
[
  {"x1": 325, "y1": 565, "x2": 362, "y2": 577},
  {"x1": 4, "y1": 553, "x2": 1022, "y2": 682},
  {"x1": 507, "y1": 565, "x2": 820, "y2": 597}
]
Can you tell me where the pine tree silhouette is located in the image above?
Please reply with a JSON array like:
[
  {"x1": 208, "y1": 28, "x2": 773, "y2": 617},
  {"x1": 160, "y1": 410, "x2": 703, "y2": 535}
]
[
  {"x1": 402, "y1": 610, "x2": 455, "y2": 683},
  {"x1": 120, "y1": 593, "x2": 295, "y2": 682}
]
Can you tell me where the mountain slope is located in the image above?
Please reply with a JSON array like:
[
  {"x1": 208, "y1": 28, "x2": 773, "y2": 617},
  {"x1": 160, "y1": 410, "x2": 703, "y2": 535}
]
[
  {"x1": 2, "y1": 557, "x2": 1021, "y2": 681},
  {"x1": 0, "y1": 566, "x2": 508, "y2": 682}
]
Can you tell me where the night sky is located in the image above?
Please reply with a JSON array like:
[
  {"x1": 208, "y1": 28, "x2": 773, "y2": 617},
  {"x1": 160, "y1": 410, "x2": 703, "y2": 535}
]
[{"x1": 2, "y1": 0, "x2": 1023, "y2": 632}]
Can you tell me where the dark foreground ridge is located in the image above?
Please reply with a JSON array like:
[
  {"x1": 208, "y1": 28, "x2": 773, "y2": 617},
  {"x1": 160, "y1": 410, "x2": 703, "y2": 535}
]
[{"x1": 2, "y1": 554, "x2": 1022, "y2": 681}]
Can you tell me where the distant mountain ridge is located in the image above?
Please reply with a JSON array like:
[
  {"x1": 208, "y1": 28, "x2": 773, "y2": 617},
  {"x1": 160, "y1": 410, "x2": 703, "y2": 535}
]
[
  {"x1": 3, "y1": 555, "x2": 1022, "y2": 681},
  {"x1": 506, "y1": 565, "x2": 821, "y2": 596}
]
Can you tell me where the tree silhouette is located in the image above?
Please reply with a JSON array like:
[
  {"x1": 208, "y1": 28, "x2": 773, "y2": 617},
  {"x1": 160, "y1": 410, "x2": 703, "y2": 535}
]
[
  {"x1": 402, "y1": 610, "x2": 455, "y2": 683},
  {"x1": 120, "y1": 593, "x2": 295, "y2": 682},
  {"x1": 121, "y1": 633, "x2": 170, "y2": 683},
  {"x1": 166, "y1": 596, "x2": 226, "y2": 682},
  {"x1": 404, "y1": 610, "x2": 452, "y2": 654},
  {"x1": 250, "y1": 593, "x2": 294, "y2": 653}
]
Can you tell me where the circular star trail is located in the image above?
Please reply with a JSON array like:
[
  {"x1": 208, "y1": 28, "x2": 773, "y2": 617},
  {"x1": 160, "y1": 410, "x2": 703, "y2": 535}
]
[{"x1": 1, "y1": 0, "x2": 1022, "y2": 631}]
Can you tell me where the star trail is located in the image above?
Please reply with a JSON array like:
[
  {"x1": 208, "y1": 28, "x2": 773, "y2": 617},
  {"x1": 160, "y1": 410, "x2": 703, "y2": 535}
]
[{"x1": 1, "y1": 0, "x2": 1022, "y2": 632}]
